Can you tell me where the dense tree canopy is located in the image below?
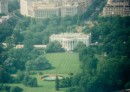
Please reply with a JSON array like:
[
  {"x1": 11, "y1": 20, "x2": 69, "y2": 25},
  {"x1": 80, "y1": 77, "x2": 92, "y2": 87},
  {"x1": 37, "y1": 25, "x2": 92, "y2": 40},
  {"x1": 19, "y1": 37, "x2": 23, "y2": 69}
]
[
  {"x1": 26, "y1": 56, "x2": 51, "y2": 70},
  {"x1": 45, "y1": 41, "x2": 65, "y2": 53},
  {"x1": 70, "y1": 16, "x2": 130, "y2": 92}
]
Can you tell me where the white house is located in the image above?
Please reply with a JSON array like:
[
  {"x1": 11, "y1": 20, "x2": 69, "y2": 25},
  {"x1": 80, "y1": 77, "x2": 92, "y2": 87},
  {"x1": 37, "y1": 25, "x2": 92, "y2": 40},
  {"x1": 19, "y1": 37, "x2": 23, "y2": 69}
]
[{"x1": 50, "y1": 33, "x2": 91, "y2": 51}]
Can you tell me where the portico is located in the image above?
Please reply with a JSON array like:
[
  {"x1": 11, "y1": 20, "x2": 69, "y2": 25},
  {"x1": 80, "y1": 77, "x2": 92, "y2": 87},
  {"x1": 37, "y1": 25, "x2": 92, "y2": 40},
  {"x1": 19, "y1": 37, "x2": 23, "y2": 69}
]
[{"x1": 50, "y1": 33, "x2": 91, "y2": 51}]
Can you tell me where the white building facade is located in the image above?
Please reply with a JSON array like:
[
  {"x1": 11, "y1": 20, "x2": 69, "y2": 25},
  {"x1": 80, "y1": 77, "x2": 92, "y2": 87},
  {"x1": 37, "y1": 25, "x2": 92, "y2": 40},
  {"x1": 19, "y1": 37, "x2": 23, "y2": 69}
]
[
  {"x1": 20, "y1": 0, "x2": 28, "y2": 16},
  {"x1": 102, "y1": 0, "x2": 130, "y2": 16},
  {"x1": 20, "y1": 0, "x2": 87, "y2": 18},
  {"x1": 28, "y1": 3, "x2": 60, "y2": 18},
  {"x1": 0, "y1": 0, "x2": 8, "y2": 14},
  {"x1": 60, "y1": 2, "x2": 85, "y2": 17},
  {"x1": 50, "y1": 33, "x2": 91, "y2": 51}
]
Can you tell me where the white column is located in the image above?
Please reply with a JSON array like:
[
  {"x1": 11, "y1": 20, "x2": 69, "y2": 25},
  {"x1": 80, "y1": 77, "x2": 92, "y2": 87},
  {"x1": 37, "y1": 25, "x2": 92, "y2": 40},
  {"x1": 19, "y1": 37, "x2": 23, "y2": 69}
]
[
  {"x1": 72, "y1": 41, "x2": 74, "y2": 50},
  {"x1": 66, "y1": 41, "x2": 69, "y2": 50},
  {"x1": 70, "y1": 41, "x2": 72, "y2": 50},
  {"x1": 68, "y1": 41, "x2": 70, "y2": 51},
  {"x1": 71, "y1": 41, "x2": 73, "y2": 50},
  {"x1": 63, "y1": 41, "x2": 65, "y2": 48}
]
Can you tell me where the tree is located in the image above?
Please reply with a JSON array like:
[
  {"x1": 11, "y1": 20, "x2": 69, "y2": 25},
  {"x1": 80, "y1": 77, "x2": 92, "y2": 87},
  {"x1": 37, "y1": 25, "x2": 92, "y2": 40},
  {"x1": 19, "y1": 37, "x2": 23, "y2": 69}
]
[
  {"x1": 8, "y1": 0, "x2": 20, "y2": 12},
  {"x1": 25, "y1": 56, "x2": 51, "y2": 71},
  {"x1": 22, "y1": 75, "x2": 29, "y2": 86},
  {"x1": 27, "y1": 77, "x2": 37, "y2": 87},
  {"x1": 71, "y1": 16, "x2": 130, "y2": 92},
  {"x1": 23, "y1": 39, "x2": 34, "y2": 51},
  {"x1": 0, "y1": 23, "x2": 13, "y2": 42},
  {"x1": 13, "y1": 30, "x2": 24, "y2": 44},
  {"x1": 16, "y1": 70, "x2": 25, "y2": 82},
  {"x1": 0, "y1": 84, "x2": 10, "y2": 92},
  {"x1": 45, "y1": 41, "x2": 65, "y2": 53},
  {"x1": 73, "y1": 42, "x2": 86, "y2": 52},
  {"x1": 7, "y1": 48, "x2": 29, "y2": 70},
  {"x1": 59, "y1": 77, "x2": 72, "y2": 88},
  {"x1": 55, "y1": 75, "x2": 59, "y2": 91},
  {"x1": 0, "y1": 68, "x2": 12, "y2": 83},
  {"x1": 22, "y1": 75, "x2": 37, "y2": 87},
  {"x1": 10, "y1": 86, "x2": 23, "y2": 92}
]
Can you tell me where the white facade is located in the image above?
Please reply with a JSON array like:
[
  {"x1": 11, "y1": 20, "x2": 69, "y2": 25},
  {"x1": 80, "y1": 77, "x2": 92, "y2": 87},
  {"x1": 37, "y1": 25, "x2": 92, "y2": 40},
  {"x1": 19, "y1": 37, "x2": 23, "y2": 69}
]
[
  {"x1": 20, "y1": 0, "x2": 40, "y2": 16},
  {"x1": 20, "y1": 0, "x2": 87, "y2": 18},
  {"x1": 102, "y1": 0, "x2": 130, "y2": 16},
  {"x1": 29, "y1": 3, "x2": 60, "y2": 18},
  {"x1": 0, "y1": 0, "x2": 8, "y2": 14},
  {"x1": 50, "y1": 33, "x2": 91, "y2": 51},
  {"x1": 20, "y1": 0, "x2": 28, "y2": 16},
  {"x1": 60, "y1": 2, "x2": 85, "y2": 17}
]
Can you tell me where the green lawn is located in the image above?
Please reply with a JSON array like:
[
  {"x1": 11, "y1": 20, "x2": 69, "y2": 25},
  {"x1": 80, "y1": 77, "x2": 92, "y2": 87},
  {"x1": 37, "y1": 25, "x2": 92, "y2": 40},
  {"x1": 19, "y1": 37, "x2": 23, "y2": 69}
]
[
  {"x1": 44, "y1": 52, "x2": 80, "y2": 74},
  {"x1": 8, "y1": 52, "x2": 80, "y2": 92}
]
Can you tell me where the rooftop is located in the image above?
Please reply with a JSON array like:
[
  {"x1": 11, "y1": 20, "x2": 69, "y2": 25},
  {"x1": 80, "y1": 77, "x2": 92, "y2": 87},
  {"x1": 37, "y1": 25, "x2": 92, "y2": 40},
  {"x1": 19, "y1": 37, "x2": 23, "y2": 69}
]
[
  {"x1": 31, "y1": 2, "x2": 60, "y2": 9},
  {"x1": 50, "y1": 33, "x2": 91, "y2": 39}
]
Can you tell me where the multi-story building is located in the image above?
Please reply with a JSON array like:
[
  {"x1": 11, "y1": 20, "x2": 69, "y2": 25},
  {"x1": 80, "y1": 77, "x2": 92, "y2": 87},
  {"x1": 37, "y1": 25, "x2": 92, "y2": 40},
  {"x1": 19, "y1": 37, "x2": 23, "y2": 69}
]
[
  {"x1": 28, "y1": 3, "x2": 60, "y2": 18},
  {"x1": 20, "y1": 0, "x2": 88, "y2": 18},
  {"x1": 0, "y1": 0, "x2": 8, "y2": 14},
  {"x1": 102, "y1": 0, "x2": 130, "y2": 16},
  {"x1": 60, "y1": 2, "x2": 85, "y2": 17},
  {"x1": 50, "y1": 33, "x2": 91, "y2": 51},
  {"x1": 84, "y1": 0, "x2": 93, "y2": 8},
  {"x1": 20, "y1": 0, "x2": 41, "y2": 16},
  {"x1": 20, "y1": 0, "x2": 28, "y2": 16}
]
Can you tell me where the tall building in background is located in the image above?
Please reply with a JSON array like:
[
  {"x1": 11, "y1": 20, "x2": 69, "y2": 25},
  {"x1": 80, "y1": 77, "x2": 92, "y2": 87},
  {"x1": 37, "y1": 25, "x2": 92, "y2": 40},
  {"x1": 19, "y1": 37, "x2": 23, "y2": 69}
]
[
  {"x1": 0, "y1": 0, "x2": 8, "y2": 14},
  {"x1": 20, "y1": 0, "x2": 28, "y2": 16},
  {"x1": 28, "y1": 3, "x2": 60, "y2": 18},
  {"x1": 20, "y1": 0, "x2": 90, "y2": 18},
  {"x1": 102, "y1": 0, "x2": 130, "y2": 16},
  {"x1": 60, "y1": 2, "x2": 85, "y2": 17},
  {"x1": 85, "y1": 0, "x2": 93, "y2": 7},
  {"x1": 20, "y1": 0, "x2": 43, "y2": 16}
]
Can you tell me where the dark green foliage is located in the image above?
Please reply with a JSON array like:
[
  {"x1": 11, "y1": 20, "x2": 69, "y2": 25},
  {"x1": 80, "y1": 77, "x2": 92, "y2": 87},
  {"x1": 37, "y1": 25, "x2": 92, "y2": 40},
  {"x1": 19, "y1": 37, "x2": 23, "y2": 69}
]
[
  {"x1": 12, "y1": 15, "x2": 79, "y2": 44},
  {"x1": 45, "y1": 41, "x2": 65, "y2": 53},
  {"x1": 0, "y1": 68, "x2": 12, "y2": 83},
  {"x1": 71, "y1": 16, "x2": 130, "y2": 92},
  {"x1": 0, "y1": 44, "x2": 6, "y2": 65},
  {"x1": 8, "y1": 0, "x2": 20, "y2": 12},
  {"x1": 59, "y1": 77, "x2": 72, "y2": 88},
  {"x1": 0, "y1": 23, "x2": 13, "y2": 42},
  {"x1": 16, "y1": 70, "x2": 25, "y2": 82},
  {"x1": 82, "y1": 0, "x2": 107, "y2": 20},
  {"x1": 22, "y1": 75, "x2": 37, "y2": 87},
  {"x1": 25, "y1": 56, "x2": 51, "y2": 70},
  {"x1": 6, "y1": 48, "x2": 29, "y2": 70},
  {"x1": 73, "y1": 48, "x2": 124, "y2": 92},
  {"x1": 73, "y1": 42, "x2": 86, "y2": 52},
  {"x1": 0, "y1": 84, "x2": 10, "y2": 92},
  {"x1": 13, "y1": 30, "x2": 24, "y2": 44},
  {"x1": 125, "y1": 81, "x2": 130, "y2": 89},
  {"x1": 4, "y1": 46, "x2": 47, "y2": 72},
  {"x1": 0, "y1": 13, "x2": 6, "y2": 16},
  {"x1": 10, "y1": 86, "x2": 23, "y2": 92},
  {"x1": 92, "y1": 16, "x2": 130, "y2": 57},
  {"x1": 55, "y1": 75, "x2": 59, "y2": 91}
]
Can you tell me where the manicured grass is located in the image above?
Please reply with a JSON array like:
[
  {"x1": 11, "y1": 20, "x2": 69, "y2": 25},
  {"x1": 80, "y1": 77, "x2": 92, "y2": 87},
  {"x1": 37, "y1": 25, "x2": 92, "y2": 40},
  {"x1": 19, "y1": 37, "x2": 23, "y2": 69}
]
[
  {"x1": 44, "y1": 52, "x2": 80, "y2": 74},
  {"x1": 8, "y1": 52, "x2": 80, "y2": 92}
]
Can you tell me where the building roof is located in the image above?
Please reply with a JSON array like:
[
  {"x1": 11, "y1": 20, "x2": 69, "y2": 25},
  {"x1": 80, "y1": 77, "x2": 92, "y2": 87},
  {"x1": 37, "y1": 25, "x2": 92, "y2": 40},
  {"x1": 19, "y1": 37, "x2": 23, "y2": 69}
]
[
  {"x1": 50, "y1": 33, "x2": 91, "y2": 39},
  {"x1": 31, "y1": 2, "x2": 60, "y2": 10},
  {"x1": 15, "y1": 44, "x2": 47, "y2": 49},
  {"x1": 34, "y1": 45, "x2": 47, "y2": 48}
]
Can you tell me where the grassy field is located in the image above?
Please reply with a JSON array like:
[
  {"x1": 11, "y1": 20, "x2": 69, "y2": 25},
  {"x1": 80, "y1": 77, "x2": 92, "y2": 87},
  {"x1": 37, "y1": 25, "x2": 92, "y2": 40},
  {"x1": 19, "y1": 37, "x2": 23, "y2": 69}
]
[
  {"x1": 8, "y1": 52, "x2": 80, "y2": 92},
  {"x1": 44, "y1": 52, "x2": 80, "y2": 74}
]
